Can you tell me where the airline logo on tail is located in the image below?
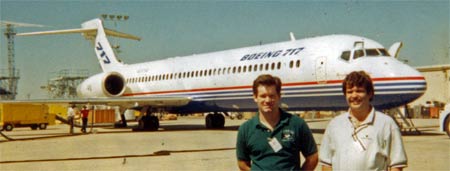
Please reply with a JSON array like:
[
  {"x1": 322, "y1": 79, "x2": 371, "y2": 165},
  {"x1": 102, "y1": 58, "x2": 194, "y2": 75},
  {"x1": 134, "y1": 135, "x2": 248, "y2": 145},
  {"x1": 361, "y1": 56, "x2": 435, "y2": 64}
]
[{"x1": 96, "y1": 42, "x2": 111, "y2": 64}]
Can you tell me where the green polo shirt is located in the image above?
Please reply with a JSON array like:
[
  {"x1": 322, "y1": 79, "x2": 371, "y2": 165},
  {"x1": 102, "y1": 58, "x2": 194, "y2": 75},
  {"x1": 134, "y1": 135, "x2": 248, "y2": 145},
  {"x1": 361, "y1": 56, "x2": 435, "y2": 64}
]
[{"x1": 236, "y1": 109, "x2": 317, "y2": 171}]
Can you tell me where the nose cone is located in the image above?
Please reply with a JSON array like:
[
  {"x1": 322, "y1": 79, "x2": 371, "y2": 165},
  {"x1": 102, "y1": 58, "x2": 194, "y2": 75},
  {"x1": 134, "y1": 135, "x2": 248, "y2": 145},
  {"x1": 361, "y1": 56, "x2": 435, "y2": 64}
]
[{"x1": 353, "y1": 57, "x2": 426, "y2": 109}]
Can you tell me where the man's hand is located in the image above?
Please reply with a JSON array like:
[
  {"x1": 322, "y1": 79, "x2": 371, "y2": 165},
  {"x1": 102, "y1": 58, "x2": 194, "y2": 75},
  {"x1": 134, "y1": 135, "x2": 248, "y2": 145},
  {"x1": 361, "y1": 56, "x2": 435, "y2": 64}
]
[{"x1": 237, "y1": 160, "x2": 251, "y2": 171}]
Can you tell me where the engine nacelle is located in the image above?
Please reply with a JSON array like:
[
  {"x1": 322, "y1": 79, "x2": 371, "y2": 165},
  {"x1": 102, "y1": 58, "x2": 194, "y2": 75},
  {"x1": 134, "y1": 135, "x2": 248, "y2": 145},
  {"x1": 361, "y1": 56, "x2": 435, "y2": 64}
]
[{"x1": 77, "y1": 72, "x2": 126, "y2": 98}]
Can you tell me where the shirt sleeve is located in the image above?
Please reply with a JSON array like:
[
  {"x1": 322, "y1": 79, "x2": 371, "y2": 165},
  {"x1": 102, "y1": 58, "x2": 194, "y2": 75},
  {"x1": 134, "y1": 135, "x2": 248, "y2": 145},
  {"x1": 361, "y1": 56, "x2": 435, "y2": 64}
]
[
  {"x1": 299, "y1": 121, "x2": 318, "y2": 158},
  {"x1": 236, "y1": 124, "x2": 250, "y2": 161},
  {"x1": 319, "y1": 123, "x2": 333, "y2": 166},
  {"x1": 388, "y1": 123, "x2": 408, "y2": 168}
]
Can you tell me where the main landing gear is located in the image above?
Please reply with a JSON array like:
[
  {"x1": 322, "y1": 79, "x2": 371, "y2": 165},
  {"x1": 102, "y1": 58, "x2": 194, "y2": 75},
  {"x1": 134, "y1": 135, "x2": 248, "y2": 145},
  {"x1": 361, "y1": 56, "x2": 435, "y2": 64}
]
[
  {"x1": 138, "y1": 115, "x2": 159, "y2": 131},
  {"x1": 134, "y1": 107, "x2": 160, "y2": 131},
  {"x1": 205, "y1": 112, "x2": 225, "y2": 129}
]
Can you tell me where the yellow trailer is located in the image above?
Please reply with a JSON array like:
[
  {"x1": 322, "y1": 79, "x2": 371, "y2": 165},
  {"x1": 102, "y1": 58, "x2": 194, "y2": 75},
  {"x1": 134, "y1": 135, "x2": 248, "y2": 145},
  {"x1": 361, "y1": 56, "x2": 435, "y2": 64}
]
[{"x1": 0, "y1": 104, "x2": 55, "y2": 131}]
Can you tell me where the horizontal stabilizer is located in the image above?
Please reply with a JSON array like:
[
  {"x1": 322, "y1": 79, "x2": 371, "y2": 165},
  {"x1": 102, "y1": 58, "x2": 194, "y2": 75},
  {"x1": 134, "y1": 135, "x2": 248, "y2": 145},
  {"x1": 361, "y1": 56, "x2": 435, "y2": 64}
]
[
  {"x1": 16, "y1": 28, "x2": 96, "y2": 36},
  {"x1": 16, "y1": 28, "x2": 141, "y2": 41}
]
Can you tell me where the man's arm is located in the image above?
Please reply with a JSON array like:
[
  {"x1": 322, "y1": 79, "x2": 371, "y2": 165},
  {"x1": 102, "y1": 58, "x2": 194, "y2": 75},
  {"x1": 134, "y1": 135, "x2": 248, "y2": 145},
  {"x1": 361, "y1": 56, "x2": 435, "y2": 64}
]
[
  {"x1": 301, "y1": 152, "x2": 318, "y2": 171},
  {"x1": 237, "y1": 160, "x2": 251, "y2": 171}
]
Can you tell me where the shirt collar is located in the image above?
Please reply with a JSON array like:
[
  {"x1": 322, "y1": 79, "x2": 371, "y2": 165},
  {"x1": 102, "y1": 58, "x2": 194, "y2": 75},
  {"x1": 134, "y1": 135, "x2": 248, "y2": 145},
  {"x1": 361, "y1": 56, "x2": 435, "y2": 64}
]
[
  {"x1": 254, "y1": 108, "x2": 290, "y2": 129},
  {"x1": 347, "y1": 107, "x2": 376, "y2": 126}
]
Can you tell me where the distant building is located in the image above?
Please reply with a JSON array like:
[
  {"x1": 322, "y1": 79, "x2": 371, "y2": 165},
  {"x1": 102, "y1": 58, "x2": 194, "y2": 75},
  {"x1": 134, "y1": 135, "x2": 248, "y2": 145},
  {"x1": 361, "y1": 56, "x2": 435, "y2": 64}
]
[{"x1": 409, "y1": 64, "x2": 450, "y2": 107}]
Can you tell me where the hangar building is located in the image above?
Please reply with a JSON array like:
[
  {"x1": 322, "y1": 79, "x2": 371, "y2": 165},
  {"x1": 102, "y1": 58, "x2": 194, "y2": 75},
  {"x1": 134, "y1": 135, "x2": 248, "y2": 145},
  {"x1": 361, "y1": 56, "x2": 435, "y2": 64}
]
[{"x1": 408, "y1": 64, "x2": 450, "y2": 116}]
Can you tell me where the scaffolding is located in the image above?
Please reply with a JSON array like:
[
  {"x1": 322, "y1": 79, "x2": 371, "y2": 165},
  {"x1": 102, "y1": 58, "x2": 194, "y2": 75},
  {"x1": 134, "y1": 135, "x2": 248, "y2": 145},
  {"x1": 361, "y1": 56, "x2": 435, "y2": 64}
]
[
  {"x1": 0, "y1": 69, "x2": 19, "y2": 100},
  {"x1": 42, "y1": 69, "x2": 89, "y2": 99},
  {"x1": 1, "y1": 20, "x2": 43, "y2": 100}
]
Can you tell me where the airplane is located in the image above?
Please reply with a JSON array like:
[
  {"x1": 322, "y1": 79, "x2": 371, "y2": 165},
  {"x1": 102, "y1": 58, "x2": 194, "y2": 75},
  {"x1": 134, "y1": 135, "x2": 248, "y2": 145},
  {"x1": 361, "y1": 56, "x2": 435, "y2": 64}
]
[{"x1": 12, "y1": 18, "x2": 426, "y2": 130}]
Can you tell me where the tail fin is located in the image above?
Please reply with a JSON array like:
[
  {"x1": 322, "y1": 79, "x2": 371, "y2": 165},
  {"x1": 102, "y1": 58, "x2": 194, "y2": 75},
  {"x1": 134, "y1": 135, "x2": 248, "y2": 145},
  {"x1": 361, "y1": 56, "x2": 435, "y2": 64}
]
[{"x1": 16, "y1": 18, "x2": 140, "y2": 72}]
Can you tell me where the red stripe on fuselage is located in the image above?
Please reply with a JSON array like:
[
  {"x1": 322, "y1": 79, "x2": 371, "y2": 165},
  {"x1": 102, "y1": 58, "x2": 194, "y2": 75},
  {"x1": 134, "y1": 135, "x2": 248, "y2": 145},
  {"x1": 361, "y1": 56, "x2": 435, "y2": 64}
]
[{"x1": 122, "y1": 76, "x2": 425, "y2": 97}]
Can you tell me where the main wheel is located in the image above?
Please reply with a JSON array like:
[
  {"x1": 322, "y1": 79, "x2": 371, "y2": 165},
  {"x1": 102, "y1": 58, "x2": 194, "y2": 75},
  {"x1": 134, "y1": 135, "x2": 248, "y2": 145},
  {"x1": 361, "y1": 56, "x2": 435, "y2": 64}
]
[
  {"x1": 212, "y1": 114, "x2": 225, "y2": 128},
  {"x1": 445, "y1": 116, "x2": 450, "y2": 138},
  {"x1": 149, "y1": 116, "x2": 160, "y2": 131},
  {"x1": 205, "y1": 114, "x2": 214, "y2": 129},
  {"x1": 140, "y1": 115, "x2": 160, "y2": 131}
]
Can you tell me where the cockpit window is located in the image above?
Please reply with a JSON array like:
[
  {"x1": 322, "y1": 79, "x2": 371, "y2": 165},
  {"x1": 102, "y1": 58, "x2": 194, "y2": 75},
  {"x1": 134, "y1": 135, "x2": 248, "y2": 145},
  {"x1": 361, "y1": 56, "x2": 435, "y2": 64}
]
[
  {"x1": 340, "y1": 51, "x2": 351, "y2": 61},
  {"x1": 378, "y1": 49, "x2": 390, "y2": 56},
  {"x1": 353, "y1": 49, "x2": 365, "y2": 59},
  {"x1": 340, "y1": 48, "x2": 391, "y2": 61},
  {"x1": 365, "y1": 49, "x2": 379, "y2": 56}
]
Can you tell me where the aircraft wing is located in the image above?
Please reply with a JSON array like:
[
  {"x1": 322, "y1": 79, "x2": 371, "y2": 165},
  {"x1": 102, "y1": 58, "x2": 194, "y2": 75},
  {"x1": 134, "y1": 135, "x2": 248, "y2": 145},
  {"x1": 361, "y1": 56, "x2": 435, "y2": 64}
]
[{"x1": 0, "y1": 96, "x2": 191, "y2": 108}]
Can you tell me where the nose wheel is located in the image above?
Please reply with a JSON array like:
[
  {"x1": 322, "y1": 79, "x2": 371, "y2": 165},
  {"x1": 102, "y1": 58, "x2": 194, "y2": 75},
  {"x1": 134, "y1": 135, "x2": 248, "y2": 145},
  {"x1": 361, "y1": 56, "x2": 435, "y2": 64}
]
[{"x1": 205, "y1": 113, "x2": 225, "y2": 129}]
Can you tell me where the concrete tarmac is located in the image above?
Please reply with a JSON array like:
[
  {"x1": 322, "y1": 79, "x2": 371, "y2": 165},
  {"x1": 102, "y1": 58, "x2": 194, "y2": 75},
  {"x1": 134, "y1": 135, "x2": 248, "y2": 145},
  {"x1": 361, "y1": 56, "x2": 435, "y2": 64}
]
[{"x1": 0, "y1": 117, "x2": 448, "y2": 171}]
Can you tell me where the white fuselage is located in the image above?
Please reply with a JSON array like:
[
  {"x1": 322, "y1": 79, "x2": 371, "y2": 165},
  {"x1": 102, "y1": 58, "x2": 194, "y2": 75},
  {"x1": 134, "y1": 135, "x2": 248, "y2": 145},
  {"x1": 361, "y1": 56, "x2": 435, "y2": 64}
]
[{"x1": 77, "y1": 34, "x2": 426, "y2": 113}]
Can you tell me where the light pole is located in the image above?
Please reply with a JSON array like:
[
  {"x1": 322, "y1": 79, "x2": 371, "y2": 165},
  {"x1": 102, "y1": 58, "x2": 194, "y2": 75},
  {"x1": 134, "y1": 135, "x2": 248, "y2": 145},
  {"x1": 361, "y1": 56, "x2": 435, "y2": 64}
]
[{"x1": 100, "y1": 14, "x2": 129, "y2": 53}]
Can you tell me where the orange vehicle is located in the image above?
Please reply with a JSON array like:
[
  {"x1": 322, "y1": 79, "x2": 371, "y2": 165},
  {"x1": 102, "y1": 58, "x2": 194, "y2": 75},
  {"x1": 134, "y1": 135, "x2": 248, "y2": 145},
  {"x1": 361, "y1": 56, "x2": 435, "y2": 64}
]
[{"x1": 0, "y1": 104, "x2": 55, "y2": 131}]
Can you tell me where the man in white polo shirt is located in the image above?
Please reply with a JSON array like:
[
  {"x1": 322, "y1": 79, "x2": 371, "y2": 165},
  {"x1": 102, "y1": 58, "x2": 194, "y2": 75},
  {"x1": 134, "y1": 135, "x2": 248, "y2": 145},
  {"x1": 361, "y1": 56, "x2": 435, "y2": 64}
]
[{"x1": 319, "y1": 71, "x2": 407, "y2": 171}]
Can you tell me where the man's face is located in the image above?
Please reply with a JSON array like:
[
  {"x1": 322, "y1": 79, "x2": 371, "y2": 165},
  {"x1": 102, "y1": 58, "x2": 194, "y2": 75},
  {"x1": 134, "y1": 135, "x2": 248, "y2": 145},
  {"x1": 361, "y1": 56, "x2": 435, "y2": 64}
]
[
  {"x1": 345, "y1": 85, "x2": 372, "y2": 112},
  {"x1": 253, "y1": 85, "x2": 280, "y2": 114}
]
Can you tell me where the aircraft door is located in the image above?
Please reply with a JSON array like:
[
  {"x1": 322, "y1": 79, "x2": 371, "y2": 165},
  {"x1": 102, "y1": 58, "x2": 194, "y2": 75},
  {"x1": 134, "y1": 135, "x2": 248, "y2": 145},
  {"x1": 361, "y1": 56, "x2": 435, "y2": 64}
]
[{"x1": 315, "y1": 57, "x2": 327, "y2": 84}]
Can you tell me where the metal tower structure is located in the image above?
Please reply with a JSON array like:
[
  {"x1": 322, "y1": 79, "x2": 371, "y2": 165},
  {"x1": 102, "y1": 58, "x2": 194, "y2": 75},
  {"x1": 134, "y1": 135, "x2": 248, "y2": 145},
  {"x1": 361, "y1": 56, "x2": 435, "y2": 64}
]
[
  {"x1": 41, "y1": 69, "x2": 89, "y2": 99},
  {"x1": 0, "y1": 21, "x2": 43, "y2": 100}
]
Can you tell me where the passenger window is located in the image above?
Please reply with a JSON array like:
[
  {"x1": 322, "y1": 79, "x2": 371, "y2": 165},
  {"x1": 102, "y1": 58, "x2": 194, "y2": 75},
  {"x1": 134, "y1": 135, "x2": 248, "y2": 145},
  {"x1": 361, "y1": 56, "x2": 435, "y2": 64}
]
[
  {"x1": 271, "y1": 63, "x2": 275, "y2": 70},
  {"x1": 248, "y1": 65, "x2": 252, "y2": 72},
  {"x1": 243, "y1": 66, "x2": 247, "y2": 73},
  {"x1": 265, "y1": 63, "x2": 269, "y2": 71},
  {"x1": 296, "y1": 60, "x2": 301, "y2": 68},
  {"x1": 277, "y1": 62, "x2": 281, "y2": 70},
  {"x1": 254, "y1": 64, "x2": 258, "y2": 72},
  {"x1": 238, "y1": 66, "x2": 241, "y2": 73},
  {"x1": 259, "y1": 64, "x2": 264, "y2": 71},
  {"x1": 340, "y1": 51, "x2": 350, "y2": 61}
]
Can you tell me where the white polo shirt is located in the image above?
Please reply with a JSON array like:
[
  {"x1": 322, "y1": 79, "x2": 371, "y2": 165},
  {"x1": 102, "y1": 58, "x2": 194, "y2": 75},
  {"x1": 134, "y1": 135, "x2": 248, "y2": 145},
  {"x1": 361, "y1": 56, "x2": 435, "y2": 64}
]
[
  {"x1": 319, "y1": 107, "x2": 407, "y2": 170},
  {"x1": 67, "y1": 107, "x2": 75, "y2": 118}
]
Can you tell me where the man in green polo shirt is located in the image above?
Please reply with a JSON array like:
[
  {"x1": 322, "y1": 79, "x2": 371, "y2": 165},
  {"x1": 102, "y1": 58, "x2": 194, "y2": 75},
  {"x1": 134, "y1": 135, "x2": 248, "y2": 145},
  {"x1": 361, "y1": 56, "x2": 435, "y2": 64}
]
[{"x1": 236, "y1": 74, "x2": 318, "y2": 171}]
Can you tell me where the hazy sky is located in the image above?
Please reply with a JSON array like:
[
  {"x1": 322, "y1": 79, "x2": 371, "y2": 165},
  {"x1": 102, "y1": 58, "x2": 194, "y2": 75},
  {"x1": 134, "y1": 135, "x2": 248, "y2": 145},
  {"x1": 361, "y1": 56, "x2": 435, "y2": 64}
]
[{"x1": 1, "y1": 0, "x2": 449, "y2": 99}]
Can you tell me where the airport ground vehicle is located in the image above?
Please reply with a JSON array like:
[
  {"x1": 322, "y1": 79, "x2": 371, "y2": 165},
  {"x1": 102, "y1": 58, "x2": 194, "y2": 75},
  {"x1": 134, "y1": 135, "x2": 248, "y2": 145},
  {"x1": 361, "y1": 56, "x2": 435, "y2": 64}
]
[
  {"x1": 0, "y1": 104, "x2": 55, "y2": 131},
  {"x1": 439, "y1": 103, "x2": 450, "y2": 137},
  {"x1": 229, "y1": 112, "x2": 243, "y2": 120}
]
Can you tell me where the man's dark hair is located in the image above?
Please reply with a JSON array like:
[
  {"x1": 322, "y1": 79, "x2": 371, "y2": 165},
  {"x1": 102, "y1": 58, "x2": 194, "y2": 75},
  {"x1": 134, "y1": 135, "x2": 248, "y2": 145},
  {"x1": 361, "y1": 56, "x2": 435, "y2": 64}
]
[
  {"x1": 342, "y1": 71, "x2": 375, "y2": 101},
  {"x1": 252, "y1": 74, "x2": 282, "y2": 95}
]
